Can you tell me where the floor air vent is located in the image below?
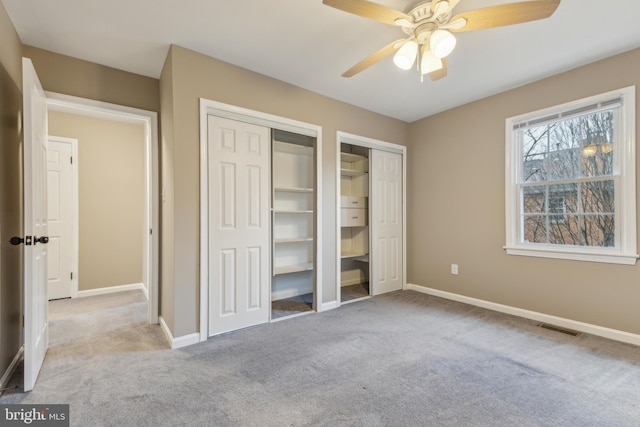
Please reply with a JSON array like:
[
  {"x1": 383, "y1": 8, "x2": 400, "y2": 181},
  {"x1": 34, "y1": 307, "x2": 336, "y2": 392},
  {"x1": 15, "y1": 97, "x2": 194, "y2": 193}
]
[{"x1": 538, "y1": 323, "x2": 580, "y2": 336}]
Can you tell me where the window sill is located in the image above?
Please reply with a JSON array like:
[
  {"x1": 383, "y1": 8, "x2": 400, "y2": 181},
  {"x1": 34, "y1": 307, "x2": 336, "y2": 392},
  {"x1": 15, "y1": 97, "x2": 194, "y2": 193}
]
[{"x1": 504, "y1": 245, "x2": 638, "y2": 265}]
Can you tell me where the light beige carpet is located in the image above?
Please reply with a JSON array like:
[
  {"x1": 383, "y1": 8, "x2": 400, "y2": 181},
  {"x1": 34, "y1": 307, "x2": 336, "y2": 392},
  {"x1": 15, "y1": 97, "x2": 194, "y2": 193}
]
[{"x1": 2, "y1": 289, "x2": 640, "y2": 426}]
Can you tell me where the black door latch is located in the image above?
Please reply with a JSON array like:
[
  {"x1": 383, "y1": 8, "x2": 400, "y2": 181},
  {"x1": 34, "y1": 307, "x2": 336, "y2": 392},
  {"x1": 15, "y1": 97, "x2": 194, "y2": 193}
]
[
  {"x1": 10, "y1": 236, "x2": 31, "y2": 245},
  {"x1": 9, "y1": 235, "x2": 47, "y2": 246},
  {"x1": 34, "y1": 236, "x2": 49, "y2": 244}
]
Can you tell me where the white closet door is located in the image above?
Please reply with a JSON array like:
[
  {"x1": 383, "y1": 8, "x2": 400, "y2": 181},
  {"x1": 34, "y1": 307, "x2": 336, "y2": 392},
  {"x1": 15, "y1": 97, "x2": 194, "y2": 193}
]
[
  {"x1": 47, "y1": 138, "x2": 74, "y2": 300},
  {"x1": 208, "y1": 116, "x2": 270, "y2": 336},
  {"x1": 370, "y1": 149, "x2": 403, "y2": 295}
]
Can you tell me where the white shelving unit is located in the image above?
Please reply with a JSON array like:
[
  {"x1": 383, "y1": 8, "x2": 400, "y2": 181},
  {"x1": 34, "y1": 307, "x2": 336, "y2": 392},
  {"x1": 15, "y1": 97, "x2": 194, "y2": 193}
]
[
  {"x1": 340, "y1": 146, "x2": 370, "y2": 294},
  {"x1": 271, "y1": 135, "x2": 315, "y2": 309}
]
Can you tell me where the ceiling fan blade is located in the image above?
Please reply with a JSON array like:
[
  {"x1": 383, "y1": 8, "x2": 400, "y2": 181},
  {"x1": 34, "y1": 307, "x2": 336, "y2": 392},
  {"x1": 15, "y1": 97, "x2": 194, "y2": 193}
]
[
  {"x1": 430, "y1": 0, "x2": 441, "y2": 14},
  {"x1": 432, "y1": 0, "x2": 461, "y2": 16},
  {"x1": 323, "y1": 0, "x2": 411, "y2": 26},
  {"x1": 429, "y1": 58, "x2": 447, "y2": 81},
  {"x1": 447, "y1": 0, "x2": 461, "y2": 13},
  {"x1": 342, "y1": 39, "x2": 405, "y2": 77},
  {"x1": 449, "y1": 0, "x2": 560, "y2": 32}
]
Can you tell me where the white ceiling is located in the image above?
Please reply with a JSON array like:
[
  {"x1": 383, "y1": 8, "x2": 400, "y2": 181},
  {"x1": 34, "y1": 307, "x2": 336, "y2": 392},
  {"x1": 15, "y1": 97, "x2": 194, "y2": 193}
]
[{"x1": 3, "y1": 0, "x2": 640, "y2": 122}]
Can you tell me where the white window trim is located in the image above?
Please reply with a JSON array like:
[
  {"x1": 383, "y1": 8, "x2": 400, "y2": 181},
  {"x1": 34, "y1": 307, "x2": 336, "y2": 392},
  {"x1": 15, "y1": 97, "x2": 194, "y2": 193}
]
[{"x1": 505, "y1": 86, "x2": 637, "y2": 265}]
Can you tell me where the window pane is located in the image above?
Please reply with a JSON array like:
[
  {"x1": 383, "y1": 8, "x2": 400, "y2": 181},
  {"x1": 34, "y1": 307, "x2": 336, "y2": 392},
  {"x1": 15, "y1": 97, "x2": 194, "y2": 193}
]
[
  {"x1": 548, "y1": 195, "x2": 566, "y2": 222},
  {"x1": 582, "y1": 148, "x2": 614, "y2": 177},
  {"x1": 582, "y1": 180, "x2": 614, "y2": 214},
  {"x1": 548, "y1": 121, "x2": 581, "y2": 181},
  {"x1": 523, "y1": 215, "x2": 546, "y2": 243},
  {"x1": 522, "y1": 126, "x2": 549, "y2": 182},
  {"x1": 549, "y1": 183, "x2": 578, "y2": 213},
  {"x1": 548, "y1": 215, "x2": 579, "y2": 245},
  {"x1": 521, "y1": 182, "x2": 614, "y2": 248},
  {"x1": 579, "y1": 111, "x2": 615, "y2": 178},
  {"x1": 521, "y1": 109, "x2": 616, "y2": 183},
  {"x1": 581, "y1": 215, "x2": 615, "y2": 247},
  {"x1": 522, "y1": 187, "x2": 545, "y2": 213}
]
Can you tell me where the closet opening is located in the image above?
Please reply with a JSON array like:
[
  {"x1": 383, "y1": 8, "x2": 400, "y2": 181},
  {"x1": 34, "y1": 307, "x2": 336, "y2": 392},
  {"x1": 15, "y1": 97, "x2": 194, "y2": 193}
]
[
  {"x1": 200, "y1": 98, "x2": 323, "y2": 340},
  {"x1": 271, "y1": 130, "x2": 317, "y2": 319},
  {"x1": 339, "y1": 143, "x2": 370, "y2": 303},
  {"x1": 336, "y1": 131, "x2": 406, "y2": 305}
]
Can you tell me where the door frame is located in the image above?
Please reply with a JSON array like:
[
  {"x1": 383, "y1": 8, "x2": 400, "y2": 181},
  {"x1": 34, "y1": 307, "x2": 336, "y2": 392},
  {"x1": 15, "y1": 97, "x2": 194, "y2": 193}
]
[
  {"x1": 335, "y1": 131, "x2": 407, "y2": 305},
  {"x1": 45, "y1": 92, "x2": 160, "y2": 324},
  {"x1": 47, "y1": 135, "x2": 79, "y2": 298},
  {"x1": 199, "y1": 98, "x2": 322, "y2": 342}
]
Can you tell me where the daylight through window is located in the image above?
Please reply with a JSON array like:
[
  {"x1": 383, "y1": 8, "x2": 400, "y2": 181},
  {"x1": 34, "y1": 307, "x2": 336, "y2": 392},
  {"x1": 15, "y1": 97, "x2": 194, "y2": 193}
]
[{"x1": 505, "y1": 87, "x2": 637, "y2": 264}]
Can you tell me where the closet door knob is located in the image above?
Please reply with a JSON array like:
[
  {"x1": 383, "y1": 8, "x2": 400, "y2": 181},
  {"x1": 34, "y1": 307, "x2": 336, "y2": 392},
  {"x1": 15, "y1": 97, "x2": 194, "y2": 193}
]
[
  {"x1": 9, "y1": 236, "x2": 24, "y2": 246},
  {"x1": 34, "y1": 236, "x2": 49, "y2": 244}
]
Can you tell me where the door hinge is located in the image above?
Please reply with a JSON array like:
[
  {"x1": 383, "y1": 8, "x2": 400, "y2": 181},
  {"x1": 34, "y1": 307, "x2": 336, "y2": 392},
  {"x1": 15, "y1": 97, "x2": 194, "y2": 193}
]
[
  {"x1": 150, "y1": 228, "x2": 153, "y2": 235},
  {"x1": 70, "y1": 156, "x2": 73, "y2": 164},
  {"x1": 70, "y1": 272, "x2": 73, "y2": 280}
]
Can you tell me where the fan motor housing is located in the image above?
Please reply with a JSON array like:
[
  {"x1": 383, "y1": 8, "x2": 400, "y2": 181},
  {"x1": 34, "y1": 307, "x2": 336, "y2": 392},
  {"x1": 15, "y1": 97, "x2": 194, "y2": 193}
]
[
  {"x1": 407, "y1": 2, "x2": 452, "y2": 23},
  {"x1": 414, "y1": 22, "x2": 437, "y2": 43}
]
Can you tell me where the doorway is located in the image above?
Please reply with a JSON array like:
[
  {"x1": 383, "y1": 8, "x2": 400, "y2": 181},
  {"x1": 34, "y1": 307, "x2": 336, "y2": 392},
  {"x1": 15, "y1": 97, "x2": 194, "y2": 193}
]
[{"x1": 45, "y1": 92, "x2": 159, "y2": 324}]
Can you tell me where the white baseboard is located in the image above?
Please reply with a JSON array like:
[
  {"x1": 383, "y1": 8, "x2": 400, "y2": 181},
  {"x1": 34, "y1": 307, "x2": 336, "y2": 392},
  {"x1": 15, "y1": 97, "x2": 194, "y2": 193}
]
[
  {"x1": 406, "y1": 283, "x2": 640, "y2": 347},
  {"x1": 76, "y1": 283, "x2": 145, "y2": 298},
  {"x1": 159, "y1": 316, "x2": 201, "y2": 349},
  {"x1": 1, "y1": 346, "x2": 23, "y2": 390}
]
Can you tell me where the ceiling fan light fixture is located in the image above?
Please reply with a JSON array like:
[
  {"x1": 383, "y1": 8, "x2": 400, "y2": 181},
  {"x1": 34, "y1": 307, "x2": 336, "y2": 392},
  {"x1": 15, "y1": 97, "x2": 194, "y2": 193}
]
[
  {"x1": 600, "y1": 142, "x2": 614, "y2": 154},
  {"x1": 430, "y1": 29, "x2": 456, "y2": 58},
  {"x1": 393, "y1": 40, "x2": 418, "y2": 70},
  {"x1": 581, "y1": 144, "x2": 598, "y2": 157},
  {"x1": 420, "y1": 49, "x2": 442, "y2": 74}
]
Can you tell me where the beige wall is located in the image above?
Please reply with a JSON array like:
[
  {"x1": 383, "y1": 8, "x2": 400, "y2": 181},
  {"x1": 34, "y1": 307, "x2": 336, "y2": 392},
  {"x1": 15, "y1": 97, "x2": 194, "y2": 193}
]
[
  {"x1": 408, "y1": 48, "x2": 640, "y2": 335},
  {"x1": 0, "y1": 0, "x2": 22, "y2": 383},
  {"x1": 0, "y1": 4, "x2": 21, "y2": 88},
  {"x1": 23, "y1": 46, "x2": 160, "y2": 114},
  {"x1": 160, "y1": 45, "x2": 408, "y2": 337},
  {"x1": 48, "y1": 111, "x2": 145, "y2": 291},
  {"x1": 159, "y1": 49, "x2": 175, "y2": 332}
]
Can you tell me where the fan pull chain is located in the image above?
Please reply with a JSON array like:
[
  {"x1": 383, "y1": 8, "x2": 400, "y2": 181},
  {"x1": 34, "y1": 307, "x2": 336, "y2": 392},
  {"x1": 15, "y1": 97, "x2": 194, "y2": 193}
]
[{"x1": 418, "y1": 47, "x2": 424, "y2": 83}]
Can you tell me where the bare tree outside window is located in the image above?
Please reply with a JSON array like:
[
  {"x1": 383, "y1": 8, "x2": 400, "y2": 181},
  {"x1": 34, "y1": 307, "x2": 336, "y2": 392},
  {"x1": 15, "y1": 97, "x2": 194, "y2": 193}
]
[
  {"x1": 506, "y1": 87, "x2": 635, "y2": 265},
  {"x1": 520, "y1": 109, "x2": 615, "y2": 247}
]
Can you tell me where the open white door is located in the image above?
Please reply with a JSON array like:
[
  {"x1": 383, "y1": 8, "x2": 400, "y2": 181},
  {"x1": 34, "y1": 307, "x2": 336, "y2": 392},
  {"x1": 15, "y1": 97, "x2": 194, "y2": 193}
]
[
  {"x1": 23, "y1": 58, "x2": 49, "y2": 391},
  {"x1": 370, "y1": 149, "x2": 403, "y2": 295},
  {"x1": 207, "y1": 116, "x2": 270, "y2": 336}
]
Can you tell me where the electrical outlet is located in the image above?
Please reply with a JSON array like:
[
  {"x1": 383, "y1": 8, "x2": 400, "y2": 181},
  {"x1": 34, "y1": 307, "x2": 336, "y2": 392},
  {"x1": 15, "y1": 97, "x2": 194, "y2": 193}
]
[{"x1": 451, "y1": 264, "x2": 458, "y2": 275}]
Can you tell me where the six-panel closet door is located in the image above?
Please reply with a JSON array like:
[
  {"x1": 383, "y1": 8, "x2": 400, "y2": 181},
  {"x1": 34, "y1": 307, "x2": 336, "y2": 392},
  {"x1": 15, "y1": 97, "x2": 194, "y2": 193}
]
[
  {"x1": 370, "y1": 149, "x2": 403, "y2": 295},
  {"x1": 207, "y1": 116, "x2": 271, "y2": 336}
]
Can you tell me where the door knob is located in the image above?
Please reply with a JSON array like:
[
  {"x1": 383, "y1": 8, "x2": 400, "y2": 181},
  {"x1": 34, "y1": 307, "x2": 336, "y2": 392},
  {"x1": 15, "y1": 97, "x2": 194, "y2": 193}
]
[
  {"x1": 34, "y1": 236, "x2": 49, "y2": 244},
  {"x1": 10, "y1": 236, "x2": 33, "y2": 245},
  {"x1": 9, "y1": 236, "x2": 24, "y2": 245}
]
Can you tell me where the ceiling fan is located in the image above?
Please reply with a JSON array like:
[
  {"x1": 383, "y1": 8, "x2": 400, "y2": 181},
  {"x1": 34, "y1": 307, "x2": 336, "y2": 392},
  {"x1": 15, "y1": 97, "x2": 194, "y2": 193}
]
[{"x1": 323, "y1": 0, "x2": 560, "y2": 81}]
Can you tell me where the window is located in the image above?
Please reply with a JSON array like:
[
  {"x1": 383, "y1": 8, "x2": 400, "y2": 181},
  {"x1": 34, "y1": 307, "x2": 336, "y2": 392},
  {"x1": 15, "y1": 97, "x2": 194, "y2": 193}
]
[
  {"x1": 505, "y1": 87, "x2": 637, "y2": 264},
  {"x1": 548, "y1": 195, "x2": 566, "y2": 223}
]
